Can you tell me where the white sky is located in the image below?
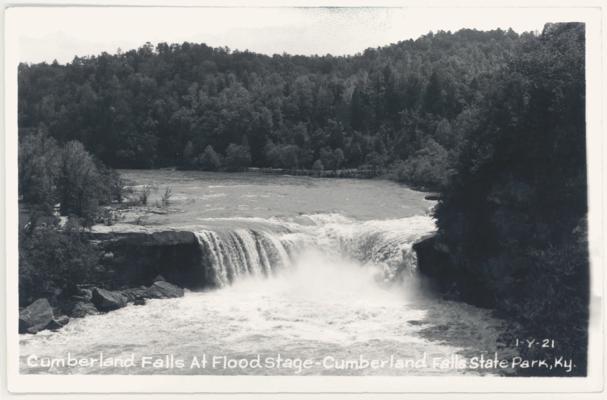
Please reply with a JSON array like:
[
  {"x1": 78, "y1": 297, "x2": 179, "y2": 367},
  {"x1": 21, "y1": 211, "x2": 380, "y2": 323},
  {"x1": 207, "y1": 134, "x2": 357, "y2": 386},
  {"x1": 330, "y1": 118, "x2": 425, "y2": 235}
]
[{"x1": 9, "y1": 7, "x2": 557, "y2": 64}]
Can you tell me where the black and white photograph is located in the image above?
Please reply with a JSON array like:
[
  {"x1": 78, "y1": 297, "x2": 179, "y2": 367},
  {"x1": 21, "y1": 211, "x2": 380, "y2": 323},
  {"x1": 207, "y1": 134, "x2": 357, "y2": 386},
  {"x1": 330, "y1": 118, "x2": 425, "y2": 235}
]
[{"x1": 2, "y1": 1, "x2": 606, "y2": 395}]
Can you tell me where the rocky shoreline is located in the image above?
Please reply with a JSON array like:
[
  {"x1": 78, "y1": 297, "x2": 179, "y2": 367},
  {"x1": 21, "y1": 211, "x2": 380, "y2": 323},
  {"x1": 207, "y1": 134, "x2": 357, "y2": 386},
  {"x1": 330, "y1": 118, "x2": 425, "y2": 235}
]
[
  {"x1": 19, "y1": 227, "x2": 222, "y2": 335},
  {"x1": 19, "y1": 276, "x2": 184, "y2": 335}
]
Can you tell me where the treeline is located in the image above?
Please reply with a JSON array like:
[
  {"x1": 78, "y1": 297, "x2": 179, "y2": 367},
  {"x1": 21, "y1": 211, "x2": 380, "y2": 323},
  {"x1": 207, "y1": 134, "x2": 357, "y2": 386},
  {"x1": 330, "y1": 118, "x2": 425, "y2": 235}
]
[
  {"x1": 19, "y1": 28, "x2": 524, "y2": 189},
  {"x1": 435, "y1": 23, "x2": 588, "y2": 375}
]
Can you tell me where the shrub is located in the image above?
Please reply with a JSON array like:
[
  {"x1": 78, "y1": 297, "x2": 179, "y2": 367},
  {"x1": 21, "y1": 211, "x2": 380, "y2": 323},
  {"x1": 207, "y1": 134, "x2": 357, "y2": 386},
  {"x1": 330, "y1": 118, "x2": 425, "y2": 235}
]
[
  {"x1": 160, "y1": 187, "x2": 173, "y2": 208},
  {"x1": 138, "y1": 185, "x2": 152, "y2": 206}
]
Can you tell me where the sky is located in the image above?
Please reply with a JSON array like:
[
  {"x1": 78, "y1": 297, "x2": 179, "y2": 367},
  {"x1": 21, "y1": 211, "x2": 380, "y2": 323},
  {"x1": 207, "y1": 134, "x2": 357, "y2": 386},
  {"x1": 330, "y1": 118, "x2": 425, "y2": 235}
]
[{"x1": 9, "y1": 7, "x2": 555, "y2": 64}]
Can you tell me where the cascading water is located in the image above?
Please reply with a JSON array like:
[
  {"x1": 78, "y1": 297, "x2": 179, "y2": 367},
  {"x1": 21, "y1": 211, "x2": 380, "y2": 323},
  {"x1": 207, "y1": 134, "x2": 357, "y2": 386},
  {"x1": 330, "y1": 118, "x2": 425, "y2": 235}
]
[
  {"x1": 194, "y1": 228, "x2": 293, "y2": 286},
  {"x1": 192, "y1": 214, "x2": 436, "y2": 287}
]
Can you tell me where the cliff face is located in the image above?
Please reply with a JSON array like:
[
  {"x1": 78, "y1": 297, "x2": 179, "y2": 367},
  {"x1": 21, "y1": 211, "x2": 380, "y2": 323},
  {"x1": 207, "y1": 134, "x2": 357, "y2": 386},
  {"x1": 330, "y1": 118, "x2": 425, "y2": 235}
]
[
  {"x1": 413, "y1": 234, "x2": 494, "y2": 308},
  {"x1": 88, "y1": 231, "x2": 208, "y2": 290}
]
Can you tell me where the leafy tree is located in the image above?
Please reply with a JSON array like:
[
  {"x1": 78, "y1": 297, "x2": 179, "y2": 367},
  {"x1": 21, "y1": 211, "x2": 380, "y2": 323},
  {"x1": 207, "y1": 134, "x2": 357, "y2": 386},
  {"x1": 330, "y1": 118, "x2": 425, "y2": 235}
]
[
  {"x1": 312, "y1": 159, "x2": 324, "y2": 172},
  {"x1": 57, "y1": 141, "x2": 106, "y2": 227},
  {"x1": 196, "y1": 145, "x2": 223, "y2": 171},
  {"x1": 396, "y1": 138, "x2": 450, "y2": 189},
  {"x1": 265, "y1": 143, "x2": 301, "y2": 169},
  {"x1": 333, "y1": 148, "x2": 345, "y2": 170},
  {"x1": 183, "y1": 140, "x2": 195, "y2": 165},
  {"x1": 18, "y1": 130, "x2": 62, "y2": 216},
  {"x1": 224, "y1": 143, "x2": 251, "y2": 171},
  {"x1": 319, "y1": 147, "x2": 336, "y2": 171}
]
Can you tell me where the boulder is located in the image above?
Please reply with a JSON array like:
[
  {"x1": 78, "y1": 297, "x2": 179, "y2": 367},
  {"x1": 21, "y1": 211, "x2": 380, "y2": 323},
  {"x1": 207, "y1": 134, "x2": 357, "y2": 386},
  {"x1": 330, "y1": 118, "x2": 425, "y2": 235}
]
[
  {"x1": 91, "y1": 288, "x2": 128, "y2": 311},
  {"x1": 19, "y1": 298, "x2": 54, "y2": 334},
  {"x1": 47, "y1": 315, "x2": 70, "y2": 330},
  {"x1": 153, "y1": 274, "x2": 166, "y2": 282},
  {"x1": 74, "y1": 287, "x2": 93, "y2": 302},
  {"x1": 133, "y1": 297, "x2": 146, "y2": 306},
  {"x1": 424, "y1": 193, "x2": 442, "y2": 201},
  {"x1": 144, "y1": 281, "x2": 184, "y2": 299},
  {"x1": 70, "y1": 301, "x2": 99, "y2": 318},
  {"x1": 120, "y1": 287, "x2": 147, "y2": 302}
]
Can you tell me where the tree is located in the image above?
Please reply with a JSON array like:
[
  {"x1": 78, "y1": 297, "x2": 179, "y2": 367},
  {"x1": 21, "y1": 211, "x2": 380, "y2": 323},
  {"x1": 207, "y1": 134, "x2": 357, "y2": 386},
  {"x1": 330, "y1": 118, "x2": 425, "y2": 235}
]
[
  {"x1": 224, "y1": 143, "x2": 251, "y2": 171},
  {"x1": 334, "y1": 148, "x2": 345, "y2": 170},
  {"x1": 196, "y1": 145, "x2": 223, "y2": 171},
  {"x1": 434, "y1": 118, "x2": 454, "y2": 148},
  {"x1": 58, "y1": 141, "x2": 105, "y2": 227},
  {"x1": 265, "y1": 143, "x2": 301, "y2": 169},
  {"x1": 312, "y1": 159, "x2": 324, "y2": 172},
  {"x1": 293, "y1": 123, "x2": 308, "y2": 147},
  {"x1": 319, "y1": 147, "x2": 336, "y2": 171},
  {"x1": 347, "y1": 141, "x2": 363, "y2": 166},
  {"x1": 397, "y1": 138, "x2": 450, "y2": 189},
  {"x1": 183, "y1": 140, "x2": 195, "y2": 165},
  {"x1": 18, "y1": 130, "x2": 62, "y2": 216},
  {"x1": 422, "y1": 70, "x2": 445, "y2": 115}
]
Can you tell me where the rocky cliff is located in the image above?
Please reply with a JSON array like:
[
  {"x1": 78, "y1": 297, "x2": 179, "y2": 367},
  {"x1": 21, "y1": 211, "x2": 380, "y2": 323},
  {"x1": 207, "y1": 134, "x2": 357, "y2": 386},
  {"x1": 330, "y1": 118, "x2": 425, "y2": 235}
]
[{"x1": 88, "y1": 230, "x2": 207, "y2": 290}]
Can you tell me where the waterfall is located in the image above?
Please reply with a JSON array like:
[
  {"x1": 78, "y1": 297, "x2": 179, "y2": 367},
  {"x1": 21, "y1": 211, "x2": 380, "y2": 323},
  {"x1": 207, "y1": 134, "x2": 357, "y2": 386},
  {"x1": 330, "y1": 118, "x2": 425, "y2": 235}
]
[{"x1": 193, "y1": 214, "x2": 435, "y2": 287}]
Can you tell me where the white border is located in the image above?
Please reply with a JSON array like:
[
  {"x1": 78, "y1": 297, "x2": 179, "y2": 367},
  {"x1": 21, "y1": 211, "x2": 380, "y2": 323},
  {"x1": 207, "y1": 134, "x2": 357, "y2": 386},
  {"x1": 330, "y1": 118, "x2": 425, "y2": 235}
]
[{"x1": 2, "y1": 0, "x2": 605, "y2": 396}]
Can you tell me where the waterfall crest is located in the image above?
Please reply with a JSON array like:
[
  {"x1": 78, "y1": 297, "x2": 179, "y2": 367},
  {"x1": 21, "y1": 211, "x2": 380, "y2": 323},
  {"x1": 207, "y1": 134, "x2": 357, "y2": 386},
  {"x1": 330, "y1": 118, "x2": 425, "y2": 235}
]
[{"x1": 193, "y1": 214, "x2": 435, "y2": 287}]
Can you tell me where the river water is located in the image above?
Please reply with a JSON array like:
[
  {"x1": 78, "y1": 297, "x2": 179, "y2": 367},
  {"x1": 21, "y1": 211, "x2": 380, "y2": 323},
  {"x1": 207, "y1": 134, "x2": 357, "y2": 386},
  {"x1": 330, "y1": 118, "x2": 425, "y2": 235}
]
[{"x1": 19, "y1": 171, "x2": 514, "y2": 375}]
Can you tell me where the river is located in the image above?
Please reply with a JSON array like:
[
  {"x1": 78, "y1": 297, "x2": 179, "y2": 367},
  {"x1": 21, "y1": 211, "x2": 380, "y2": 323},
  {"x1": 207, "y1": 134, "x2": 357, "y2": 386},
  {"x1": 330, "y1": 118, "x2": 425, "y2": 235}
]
[{"x1": 19, "y1": 170, "x2": 514, "y2": 375}]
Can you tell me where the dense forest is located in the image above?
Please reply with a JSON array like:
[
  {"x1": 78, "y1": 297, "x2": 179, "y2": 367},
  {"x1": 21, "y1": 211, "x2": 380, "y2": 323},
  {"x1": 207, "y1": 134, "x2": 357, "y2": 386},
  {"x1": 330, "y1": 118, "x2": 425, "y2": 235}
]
[
  {"x1": 19, "y1": 27, "x2": 524, "y2": 189},
  {"x1": 435, "y1": 22, "x2": 588, "y2": 375},
  {"x1": 18, "y1": 23, "x2": 588, "y2": 374}
]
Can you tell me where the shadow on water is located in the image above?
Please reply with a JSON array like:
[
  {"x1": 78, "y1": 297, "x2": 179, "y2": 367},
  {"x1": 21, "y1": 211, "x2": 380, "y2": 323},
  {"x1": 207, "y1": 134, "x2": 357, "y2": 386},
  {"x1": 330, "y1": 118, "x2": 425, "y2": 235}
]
[{"x1": 401, "y1": 285, "x2": 520, "y2": 376}]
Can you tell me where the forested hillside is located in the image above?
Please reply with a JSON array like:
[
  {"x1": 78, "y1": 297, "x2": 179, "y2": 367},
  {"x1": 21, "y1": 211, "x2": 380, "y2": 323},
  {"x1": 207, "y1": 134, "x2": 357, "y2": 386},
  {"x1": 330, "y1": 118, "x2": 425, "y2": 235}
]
[
  {"x1": 435, "y1": 22, "x2": 588, "y2": 375},
  {"x1": 19, "y1": 28, "x2": 523, "y2": 188}
]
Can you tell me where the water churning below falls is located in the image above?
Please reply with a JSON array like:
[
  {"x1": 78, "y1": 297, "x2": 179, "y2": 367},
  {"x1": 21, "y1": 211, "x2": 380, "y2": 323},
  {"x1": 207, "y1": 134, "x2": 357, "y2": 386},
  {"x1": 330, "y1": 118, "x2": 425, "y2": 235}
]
[{"x1": 20, "y1": 213, "x2": 513, "y2": 375}]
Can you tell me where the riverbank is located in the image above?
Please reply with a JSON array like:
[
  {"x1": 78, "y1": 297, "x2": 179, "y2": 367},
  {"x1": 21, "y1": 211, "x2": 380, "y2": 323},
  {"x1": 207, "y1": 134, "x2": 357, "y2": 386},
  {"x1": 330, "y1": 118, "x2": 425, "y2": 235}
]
[
  {"x1": 19, "y1": 276, "x2": 186, "y2": 334},
  {"x1": 245, "y1": 167, "x2": 442, "y2": 195},
  {"x1": 246, "y1": 167, "x2": 385, "y2": 179},
  {"x1": 171, "y1": 165, "x2": 441, "y2": 193},
  {"x1": 19, "y1": 227, "x2": 208, "y2": 335}
]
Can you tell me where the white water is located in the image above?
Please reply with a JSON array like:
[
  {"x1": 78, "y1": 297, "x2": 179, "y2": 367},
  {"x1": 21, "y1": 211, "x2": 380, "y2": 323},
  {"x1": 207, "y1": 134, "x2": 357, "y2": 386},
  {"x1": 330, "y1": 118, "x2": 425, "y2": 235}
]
[
  {"x1": 192, "y1": 214, "x2": 435, "y2": 287},
  {"x1": 20, "y1": 212, "x2": 514, "y2": 375}
]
